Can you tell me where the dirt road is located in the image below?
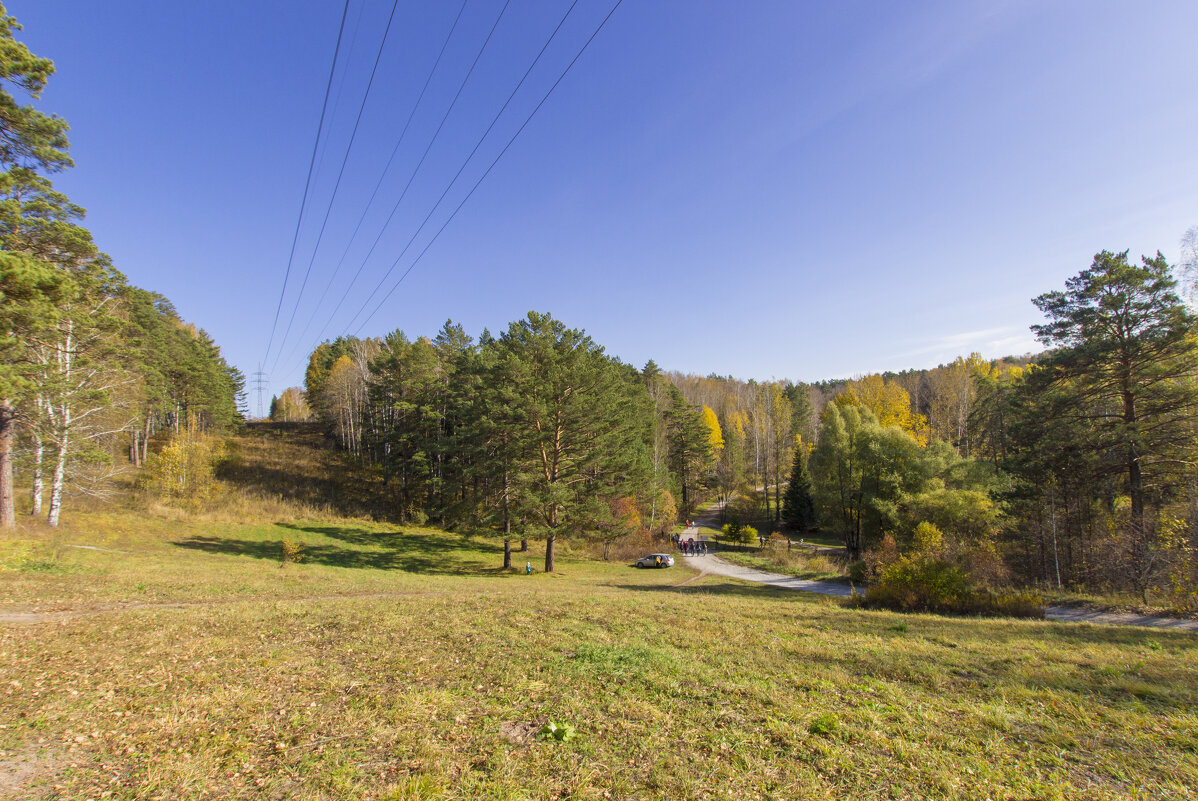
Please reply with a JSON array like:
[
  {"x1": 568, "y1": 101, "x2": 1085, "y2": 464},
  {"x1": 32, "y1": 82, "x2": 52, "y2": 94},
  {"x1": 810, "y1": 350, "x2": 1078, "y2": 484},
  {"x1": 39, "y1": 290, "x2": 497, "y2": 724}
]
[{"x1": 680, "y1": 517, "x2": 1198, "y2": 632}]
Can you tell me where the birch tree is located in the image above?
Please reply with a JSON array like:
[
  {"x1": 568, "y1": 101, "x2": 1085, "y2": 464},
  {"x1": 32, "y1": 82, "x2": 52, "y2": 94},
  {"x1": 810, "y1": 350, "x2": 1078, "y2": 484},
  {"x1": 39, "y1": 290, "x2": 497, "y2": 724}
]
[{"x1": 0, "y1": 5, "x2": 74, "y2": 528}]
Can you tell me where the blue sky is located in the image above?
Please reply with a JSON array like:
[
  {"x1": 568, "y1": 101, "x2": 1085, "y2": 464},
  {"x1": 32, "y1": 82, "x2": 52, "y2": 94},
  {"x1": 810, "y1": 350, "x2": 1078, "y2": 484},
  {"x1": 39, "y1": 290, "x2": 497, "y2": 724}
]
[{"x1": 16, "y1": 1, "x2": 1198, "y2": 402}]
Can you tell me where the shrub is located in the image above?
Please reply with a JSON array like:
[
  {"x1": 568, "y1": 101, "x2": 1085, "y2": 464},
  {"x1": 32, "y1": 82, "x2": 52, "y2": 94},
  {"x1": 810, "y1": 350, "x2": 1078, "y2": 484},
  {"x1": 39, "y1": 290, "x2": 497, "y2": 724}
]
[
  {"x1": 860, "y1": 556, "x2": 1043, "y2": 618},
  {"x1": 861, "y1": 533, "x2": 900, "y2": 581},
  {"x1": 143, "y1": 430, "x2": 224, "y2": 510},
  {"x1": 721, "y1": 522, "x2": 752, "y2": 544},
  {"x1": 281, "y1": 539, "x2": 305, "y2": 565},
  {"x1": 847, "y1": 560, "x2": 868, "y2": 584},
  {"x1": 858, "y1": 521, "x2": 1043, "y2": 618}
]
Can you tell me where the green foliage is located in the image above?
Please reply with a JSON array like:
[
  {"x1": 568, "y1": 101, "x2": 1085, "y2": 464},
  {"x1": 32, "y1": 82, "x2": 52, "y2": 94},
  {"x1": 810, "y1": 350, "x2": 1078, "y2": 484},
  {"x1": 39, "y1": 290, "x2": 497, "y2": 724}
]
[
  {"x1": 807, "y1": 713, "x2": 839, "y2": 737},
  {"x1": 124, "y1": 287, "x2": 245, "y2": 431},
  {"x1": 781, "y1": 446, "x2": 814, "y2": 531},
  {"x1": 721, "y1": 521, "x2": 752, "y2": 544},
  {"x1": 537, "y1": 720, "x2": 576, "y2": 743},
  {"x1": 860, "y1": 527, "x2": 1044, "y2": 618},
  {"x1": 0, "y1": 5, "x2": 71, "y2": 172},
  {"x1": 664, "y1": 384, "x2": 714, "y2": 516},
  {"x1": 810, "y1": 403, "x2": 1006, "y2": 562}
]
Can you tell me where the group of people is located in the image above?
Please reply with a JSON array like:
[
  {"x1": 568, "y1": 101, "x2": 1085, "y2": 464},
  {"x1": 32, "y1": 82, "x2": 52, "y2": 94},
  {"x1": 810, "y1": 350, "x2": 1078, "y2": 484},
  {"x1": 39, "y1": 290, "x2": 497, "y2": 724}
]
[{"x1": 674, "y1": 536, "x2": 708, "y2": 556}]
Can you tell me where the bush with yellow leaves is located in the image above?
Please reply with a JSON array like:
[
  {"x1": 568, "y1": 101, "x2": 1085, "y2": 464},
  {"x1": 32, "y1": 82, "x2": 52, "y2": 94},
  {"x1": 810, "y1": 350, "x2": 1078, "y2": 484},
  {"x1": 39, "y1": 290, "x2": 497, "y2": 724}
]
[{"x1": 143, "y1": 429, "x2": 224, "y2": 510}]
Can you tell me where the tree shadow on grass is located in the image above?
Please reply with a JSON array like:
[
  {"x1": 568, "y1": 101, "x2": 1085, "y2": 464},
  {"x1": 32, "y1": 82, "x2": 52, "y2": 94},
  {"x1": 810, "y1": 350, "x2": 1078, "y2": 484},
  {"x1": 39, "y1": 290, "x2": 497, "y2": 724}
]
[
  {"x1": 614, "y1": 581, "x2": 826, "y2": 602},
  {"x1": 173, "y1": 523, "x2": 505, "y2": 576}
]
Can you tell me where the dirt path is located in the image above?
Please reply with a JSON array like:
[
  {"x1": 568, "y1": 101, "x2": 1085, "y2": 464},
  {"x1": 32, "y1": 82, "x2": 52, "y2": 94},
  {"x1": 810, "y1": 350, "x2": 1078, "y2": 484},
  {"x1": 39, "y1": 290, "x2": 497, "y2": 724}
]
[
  {"x1": 677, "y1": 551, "x2": 855, "y2": 597},
  {"x1": 680, "y1": 511, "x2": 1198, "y2": 632},
  {"x1": 0, "y1": 590, "x2": 436, "y2": 626}
]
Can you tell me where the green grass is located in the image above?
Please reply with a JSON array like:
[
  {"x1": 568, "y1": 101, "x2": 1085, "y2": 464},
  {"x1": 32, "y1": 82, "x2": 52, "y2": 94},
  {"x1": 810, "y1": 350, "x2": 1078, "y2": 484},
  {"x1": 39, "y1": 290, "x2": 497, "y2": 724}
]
[
  {"x1": 3, "y1": 450, "x2": 1197, "y2": 801},
  {"x1": 3, "y1": 506, "x2": 1196, "y2": 800}
]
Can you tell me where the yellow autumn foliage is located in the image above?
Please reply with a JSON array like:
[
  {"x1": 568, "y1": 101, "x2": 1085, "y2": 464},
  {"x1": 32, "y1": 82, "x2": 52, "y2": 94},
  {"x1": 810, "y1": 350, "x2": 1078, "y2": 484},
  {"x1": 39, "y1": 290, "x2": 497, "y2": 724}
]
[{"x1": 836, "y1": 374, "x2": 929, "y2": 445}]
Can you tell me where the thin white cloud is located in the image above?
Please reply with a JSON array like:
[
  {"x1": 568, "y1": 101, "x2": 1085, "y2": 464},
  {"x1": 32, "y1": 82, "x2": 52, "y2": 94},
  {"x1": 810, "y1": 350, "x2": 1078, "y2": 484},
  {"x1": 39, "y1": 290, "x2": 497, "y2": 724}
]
[{"x1": 886, "y1": 325, "x2": 1039, "y2": 366}]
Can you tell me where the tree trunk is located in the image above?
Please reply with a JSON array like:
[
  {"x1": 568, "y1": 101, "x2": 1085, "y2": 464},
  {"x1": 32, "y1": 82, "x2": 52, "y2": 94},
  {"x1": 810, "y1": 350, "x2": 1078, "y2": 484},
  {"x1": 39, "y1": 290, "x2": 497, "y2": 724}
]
[
  {"x1": 47, "y1": 425, "x2": 68, "y2": 527},
  {"x1": 31, "y1": 428, "x2": 43, "y2": 517},
  {"x1": 141, "y1": 416, "x2": 151, "y2": 464},
  {"x1": 544, "y1": 534, "x2": 555, "y2": 573},
  {"x1": 503, "y1": 492, "x2": 512, "y2": 570},
  {"x1": 520, "y1": 538, "x2": 528, "y2": 552},
  {"x1": 0, "y1": 401, "x2": 14, "y2": 530}
]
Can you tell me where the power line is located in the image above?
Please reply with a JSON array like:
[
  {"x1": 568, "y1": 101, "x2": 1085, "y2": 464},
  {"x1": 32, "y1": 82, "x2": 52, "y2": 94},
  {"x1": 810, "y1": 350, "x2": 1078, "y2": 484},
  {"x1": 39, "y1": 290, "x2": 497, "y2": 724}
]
[
  {"x1": 263, "y1": 0, "x2": 351, "y2": 369},
  {"x1": 351, "y1": 0, "x2": 626, "y2": 335},
  {"x1": 294, "y1": 0, "x2": 576, "y2": 365},
  {"x1": 304, "y1": 0, "x2": 514, "y2": 343},
  {"x1": 340, "y1": 0, "x2": 584, "y2": 334},
  {"x1": 279, "y1": 0, "x2": 470, "y2": 367},
  {"x1": 310, "y1": 0, "x2": 369, "y2": 194},
  {"x1": 271, "y1": 0, "x2": 402, "y2": 373}
]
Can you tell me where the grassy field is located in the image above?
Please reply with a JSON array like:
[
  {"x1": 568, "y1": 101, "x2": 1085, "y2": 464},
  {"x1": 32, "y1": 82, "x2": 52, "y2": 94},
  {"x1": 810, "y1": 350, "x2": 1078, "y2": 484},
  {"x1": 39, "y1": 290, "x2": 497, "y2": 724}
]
[{"x1": 3, "y1": 505, "x2": 1197, "y2": 801}]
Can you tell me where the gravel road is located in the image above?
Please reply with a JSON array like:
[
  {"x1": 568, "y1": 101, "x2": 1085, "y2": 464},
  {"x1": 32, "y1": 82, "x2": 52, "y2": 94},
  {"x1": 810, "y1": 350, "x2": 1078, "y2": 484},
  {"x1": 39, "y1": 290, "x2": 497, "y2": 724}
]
[{"x1": 680, "y1": 518, "x2": 1198, "y2": 632}]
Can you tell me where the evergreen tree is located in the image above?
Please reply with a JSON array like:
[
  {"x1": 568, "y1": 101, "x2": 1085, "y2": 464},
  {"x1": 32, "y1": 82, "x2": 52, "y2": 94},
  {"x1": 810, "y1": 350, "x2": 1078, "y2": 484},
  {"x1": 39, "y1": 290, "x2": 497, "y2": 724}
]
[
  {"x1": 1027, "y1": 250, "x2": 1198, "y2": 600},
  {"x1": 665, "y1": 384, "x2": 712, "y2": 517},
  {"x1": 781, "y1": 445, "x2": 814, "y2": 532},
  {"x1": 492, "y1": 312, "x2": 649, "y2": 572},
  {"x1": 0, "y1": 6, "x2": 81, "y2": 527}
]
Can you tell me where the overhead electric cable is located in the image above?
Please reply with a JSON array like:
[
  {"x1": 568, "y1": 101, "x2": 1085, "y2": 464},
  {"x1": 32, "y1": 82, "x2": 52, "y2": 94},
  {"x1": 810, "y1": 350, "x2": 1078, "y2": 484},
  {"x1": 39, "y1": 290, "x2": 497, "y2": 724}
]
[
  {"x1": 297, "y1": 0, "x2": 578, "y2": 360},
  {"x1": 310, "y1": 0, "x2": 369, "y2": 191},
  {"x1": 280, "y1": 0, "x2": 470, "y2": 364},
  {"x1": 308, "y1": 0, "x2": 513, "y2": 336},
  {"x1": 262, "y1": 0, "x2": 351, "y2": 368},
  {"x1": 339, "y1": 0, "x2": 586, "y2": 334},
  {"x1": 271, "y1": 0, "x2": 402, "y2": 373},
  {"x1": 351, "y1": 0, "x2": 626, "y2": 336}
]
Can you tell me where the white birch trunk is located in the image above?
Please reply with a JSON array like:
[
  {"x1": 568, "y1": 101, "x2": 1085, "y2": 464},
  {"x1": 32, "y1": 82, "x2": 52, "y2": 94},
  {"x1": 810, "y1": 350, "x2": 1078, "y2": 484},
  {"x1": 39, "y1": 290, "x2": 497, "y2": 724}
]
[
  {"x1": 46, "y1": 320, "x2": 73, "y2": 528},
  {"x1": 46, "y1": 425, "x2": 68, "y2": 527},
  {"x1": 30, "y1": 429, "x2": 43, "y2": 517}
]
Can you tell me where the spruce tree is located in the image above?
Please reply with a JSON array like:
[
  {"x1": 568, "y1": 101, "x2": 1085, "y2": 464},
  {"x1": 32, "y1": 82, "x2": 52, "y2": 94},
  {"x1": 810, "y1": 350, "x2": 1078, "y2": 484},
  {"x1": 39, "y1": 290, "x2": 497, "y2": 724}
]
[{"x1": 781, "y1": 445, "x2": 814, "y2": 532}]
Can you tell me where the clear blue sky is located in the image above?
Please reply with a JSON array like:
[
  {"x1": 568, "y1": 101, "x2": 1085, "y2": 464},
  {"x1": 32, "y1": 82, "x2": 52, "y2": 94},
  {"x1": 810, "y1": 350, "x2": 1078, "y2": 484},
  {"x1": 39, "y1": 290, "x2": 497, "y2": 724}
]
[{"x1": 16, "y1": 1, "x2": 1198, "y2": 403}]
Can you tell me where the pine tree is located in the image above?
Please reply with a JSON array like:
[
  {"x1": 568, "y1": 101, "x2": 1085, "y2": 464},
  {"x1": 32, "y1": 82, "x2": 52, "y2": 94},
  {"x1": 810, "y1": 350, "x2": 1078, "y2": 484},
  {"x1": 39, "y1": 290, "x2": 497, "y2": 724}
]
[
  {"x1": 0, "y1": 6, "x2": 80, "y2": 527},
  {"x1": 1030, "y1": 250, "x2": 1198, "y2": 601},
  {"x1": 492, "y1": 312, "x2": 649, "y2": 572}
]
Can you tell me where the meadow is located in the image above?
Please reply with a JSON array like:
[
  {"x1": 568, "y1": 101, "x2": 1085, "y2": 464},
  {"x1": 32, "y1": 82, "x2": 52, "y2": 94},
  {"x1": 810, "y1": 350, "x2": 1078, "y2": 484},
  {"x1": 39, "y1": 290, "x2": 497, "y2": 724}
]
[{"x1": 3, "y1": 500, "x2": 1196, "y2": 801}]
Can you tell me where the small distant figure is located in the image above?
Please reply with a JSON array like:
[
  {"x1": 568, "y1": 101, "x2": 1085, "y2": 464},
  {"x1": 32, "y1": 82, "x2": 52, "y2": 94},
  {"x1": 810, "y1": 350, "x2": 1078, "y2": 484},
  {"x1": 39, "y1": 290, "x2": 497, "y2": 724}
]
[
  {"x1": 525, "y1": 561, "x2": 532, "y2": 574},
  {"x1": 701, "y1": 542, "x2": 708, "y2": 556}
]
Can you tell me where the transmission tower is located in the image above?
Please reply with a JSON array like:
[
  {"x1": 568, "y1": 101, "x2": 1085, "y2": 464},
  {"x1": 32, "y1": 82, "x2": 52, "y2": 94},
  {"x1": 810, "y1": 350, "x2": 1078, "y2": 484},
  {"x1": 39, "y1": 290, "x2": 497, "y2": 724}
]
[{"x1": 251, "y1": 369, "x2": 269, "y2": 420}]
